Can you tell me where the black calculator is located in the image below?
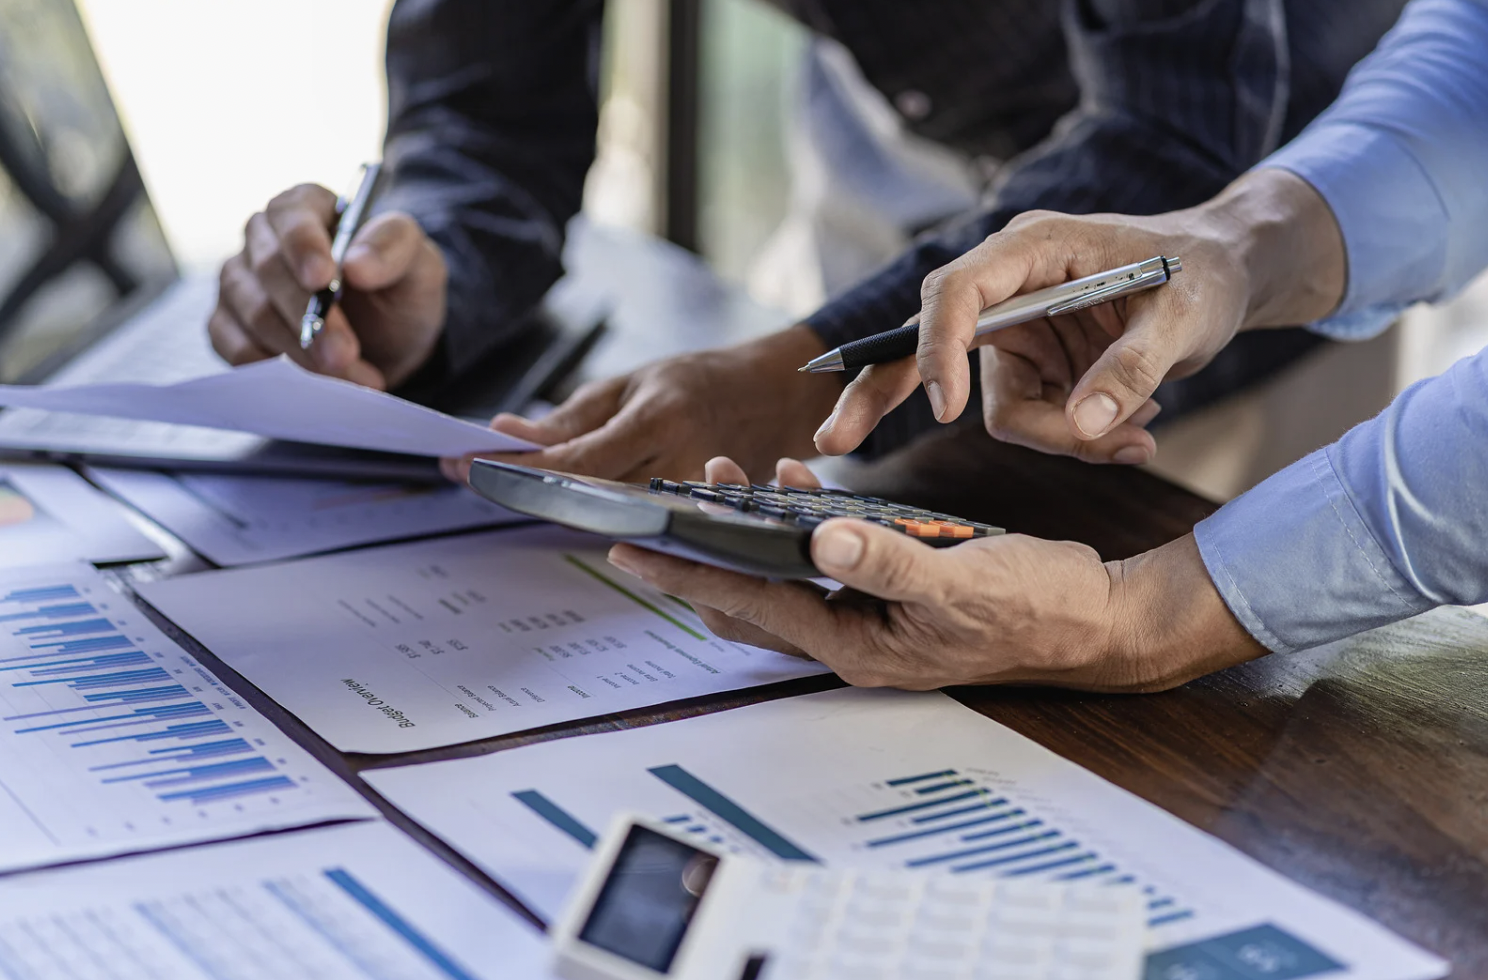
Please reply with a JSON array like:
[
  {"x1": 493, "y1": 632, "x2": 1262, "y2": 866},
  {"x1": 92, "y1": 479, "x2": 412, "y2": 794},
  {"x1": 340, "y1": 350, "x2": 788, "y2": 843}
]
[{"x1": 467, "y1": 460, "x2": 1003, "y2": 579}]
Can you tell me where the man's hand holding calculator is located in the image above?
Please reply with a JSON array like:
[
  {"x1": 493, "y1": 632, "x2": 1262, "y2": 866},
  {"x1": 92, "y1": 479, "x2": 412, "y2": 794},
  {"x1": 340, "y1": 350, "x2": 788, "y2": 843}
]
[{"x1": 607, "y1": 456, "x2": 1266, "y2": 693}]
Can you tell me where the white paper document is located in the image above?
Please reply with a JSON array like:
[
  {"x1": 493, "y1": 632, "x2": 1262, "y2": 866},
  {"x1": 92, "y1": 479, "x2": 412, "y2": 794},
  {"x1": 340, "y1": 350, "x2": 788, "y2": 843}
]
[
  {"x1": 363, "y1": 688, "x2": 1447, "y2": 980},
  {"x1": 89, "y1": 467, "x2": 523, "y2": 566},
  {"x1": 137, "y1": 526, "x2": 829, "y2": 753},
  {"x1": 0, "y1": 822, "x2": 553, "y2": 980},
  {"x1": 0, "y1": 464, "x2": 162, "y2": 567},
  {"x1": 0, "y1": 562, "x2": 374, "y2": 873},
  {"x1": 0, "y1": 356, "x2": 534, "y2": 458}
]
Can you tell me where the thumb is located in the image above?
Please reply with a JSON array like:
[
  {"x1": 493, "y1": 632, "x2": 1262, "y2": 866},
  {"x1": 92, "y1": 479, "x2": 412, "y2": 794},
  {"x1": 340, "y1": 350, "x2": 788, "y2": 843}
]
[
  {"x1": 811, "y1": 519, "x2": 941, "y2": 603},
  {"x1": 342, "y1": 212, "x2": 425, "y2": 291},
  {"x1": 1067, "y1": 314, "x2": 1178, "y2": 441}
]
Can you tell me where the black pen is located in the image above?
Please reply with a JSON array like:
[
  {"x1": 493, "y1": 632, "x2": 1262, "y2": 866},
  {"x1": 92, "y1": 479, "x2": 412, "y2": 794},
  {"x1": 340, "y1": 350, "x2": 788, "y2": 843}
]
[
  {"x1": 299, "y1": 162, "x2": 382, "y2": 350},
  {"x1": 799, "y1": 255, "x2": 1182, "y2": 373}
]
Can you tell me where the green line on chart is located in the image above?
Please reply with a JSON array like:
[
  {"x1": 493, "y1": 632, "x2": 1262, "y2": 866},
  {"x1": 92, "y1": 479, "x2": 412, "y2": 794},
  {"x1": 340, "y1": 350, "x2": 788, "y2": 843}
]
[{"x1": 563, "y1": 555, "x2": 707, "y2": 641}]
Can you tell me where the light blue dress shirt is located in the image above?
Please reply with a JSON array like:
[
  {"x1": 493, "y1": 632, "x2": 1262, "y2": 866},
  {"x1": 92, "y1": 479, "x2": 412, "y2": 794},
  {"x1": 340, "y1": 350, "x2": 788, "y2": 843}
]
[{"x1": 1194, "y1": 0, "x2": 1488, "y2": 653}]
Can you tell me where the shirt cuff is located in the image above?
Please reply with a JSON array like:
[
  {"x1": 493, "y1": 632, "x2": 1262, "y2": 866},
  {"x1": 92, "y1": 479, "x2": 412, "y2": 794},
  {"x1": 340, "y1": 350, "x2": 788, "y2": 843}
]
[
  {"x1": 1259, "y1": 123, "x2": 1450, "y2": 340},
  {"x1": 1194, "y1": 446, "x2": 1433, "y2": 654}
]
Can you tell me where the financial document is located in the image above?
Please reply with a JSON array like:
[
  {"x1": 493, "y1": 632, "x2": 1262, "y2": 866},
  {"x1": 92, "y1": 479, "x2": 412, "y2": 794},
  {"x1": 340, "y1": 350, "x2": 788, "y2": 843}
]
[
  {"x1": 363, "y1": 688, "x2": 1446, "y2": 980},
  {"x1": 89, "y1": 467, "x2": 523, "y2": 566},
  {"x1": 0, "y1": 562, "x2": 374, "y2": 873},
  {"x1": 0, "y1": 464, "x2": 162, "y2": 567},
  {"x1": 137, "y1": 526, "x2": 829, "y2": 753},
  {"x1": 0, "y1": 356, "x2": 534, "y2": 458},
  {"x1": 0, "y1": 822, "x2": 552, "y2": 980}
]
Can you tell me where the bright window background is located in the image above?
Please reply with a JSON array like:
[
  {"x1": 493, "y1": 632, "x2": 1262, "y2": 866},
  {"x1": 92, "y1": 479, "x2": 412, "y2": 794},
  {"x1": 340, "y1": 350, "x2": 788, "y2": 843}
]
[
  {"x1": 73, "y1": 0, "x2": 1488, "y2": 393},
  {"x1": 75, "y1": 0, "x2": 391, "y2": 274}
]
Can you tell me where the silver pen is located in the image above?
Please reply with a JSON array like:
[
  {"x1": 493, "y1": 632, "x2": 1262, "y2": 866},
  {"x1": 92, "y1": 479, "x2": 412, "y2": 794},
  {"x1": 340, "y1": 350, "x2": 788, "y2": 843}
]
[
  {"x1": 299, "y1": 162, "x2": 382, "y2": 350},
  {"x1": 799, "y1": 255, "x2": 1183, "y2": 373}
]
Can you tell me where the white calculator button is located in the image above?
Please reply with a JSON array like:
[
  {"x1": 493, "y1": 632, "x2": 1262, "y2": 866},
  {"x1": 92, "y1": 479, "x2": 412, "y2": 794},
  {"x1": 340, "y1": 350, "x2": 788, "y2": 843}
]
[
  {"x1": 834, "y1": 933, "x2": 900, "y2": 957},
  {"x1": 1063, "y1": 891, "x2": 1132, "y2": 915},
  {"x1": 925, "y1": 881, "x2": 986, "y2": 905},
  {"x1": 854, "y1": 878, "x2": 918, "y2": 902},
  {"x1": 981, "y1": 937, "x2": 1053, "y2": 966},
  {"x1": 901, "y1": 965, "x2": 966, "y2": 980},
  {"x1": 997, "y1": 882, "x2": 1061, "y2": 910},
  {"x1": 906, "y1": 937, "x2": 974, "y2": 961},
  {"x1": 826, "y1": 955, "x2": 894, "y2": 980},
  {"x1": 915, "y1": 909, "x2": 980, "y2": 933}
]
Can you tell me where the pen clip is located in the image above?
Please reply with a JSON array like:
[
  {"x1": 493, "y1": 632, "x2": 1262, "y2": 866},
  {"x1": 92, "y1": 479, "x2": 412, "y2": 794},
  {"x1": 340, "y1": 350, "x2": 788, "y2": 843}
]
[{"x1": 1046, "y1": 270, "x2": 1166, "y2": 317}]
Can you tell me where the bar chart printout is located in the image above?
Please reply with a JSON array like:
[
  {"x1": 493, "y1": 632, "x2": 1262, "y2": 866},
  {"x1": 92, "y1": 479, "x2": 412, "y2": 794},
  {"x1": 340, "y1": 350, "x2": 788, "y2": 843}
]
[
  {"x1": 0, "y1": 822, "x2": 549, "y2": 980},
  {"x1": 363, "y1": 688, "x2": 1448, "y2": 980},
  {"x1": 0, "y1": 563, "x2": 372, "y2": 872}
]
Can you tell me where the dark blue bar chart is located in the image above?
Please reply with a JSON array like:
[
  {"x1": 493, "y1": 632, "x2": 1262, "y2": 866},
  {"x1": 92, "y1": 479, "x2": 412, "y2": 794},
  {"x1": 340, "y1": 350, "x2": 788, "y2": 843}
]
[{"x1": 0, "y1": 564, "x2": 369, "y2": 871}]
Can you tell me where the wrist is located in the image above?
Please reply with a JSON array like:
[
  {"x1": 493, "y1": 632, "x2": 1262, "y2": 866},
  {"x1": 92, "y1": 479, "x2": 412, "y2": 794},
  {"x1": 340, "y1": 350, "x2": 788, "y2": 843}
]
[
  {"x1": 1104, "y1": 534, "x2": 1267, "y2": 690},
  {"x1": 1198, "y1": 168, "x2": 1347, "y2": 331}
]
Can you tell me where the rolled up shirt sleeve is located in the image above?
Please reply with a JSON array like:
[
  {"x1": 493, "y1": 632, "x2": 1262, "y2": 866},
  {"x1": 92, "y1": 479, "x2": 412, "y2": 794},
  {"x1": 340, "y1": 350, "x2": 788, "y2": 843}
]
[
  {"x1": 1196, "y1": 347, "x2": 1488, "y2": 653},
  {"x1": 1259, "y1": 0, "x2": 1488, "y2": 340}
]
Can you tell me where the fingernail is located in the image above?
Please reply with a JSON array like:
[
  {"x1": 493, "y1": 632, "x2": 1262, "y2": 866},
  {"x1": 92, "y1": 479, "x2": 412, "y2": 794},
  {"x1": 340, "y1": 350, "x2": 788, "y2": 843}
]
[
  {"x1": 814, "y1": 525, "x2": 865, "y2": 572},
  {"x1": 1113, "y1": 445, "x2": 1152, "y2": 465},
  {"x1": 345, "y1": 243, "x2": 374, "y2": 267},
  {"x1": 925, "y1": 381, "x2": 947, "y2": 422},
  {"x1": 1073, "y1": 393, "x2": 1120, "y2": 438},
  {"x1": 814, "y1": 409, "x2": 838, "y2": 441},
  {"x1": 607, "y1": 549, "x2": 641, "y2": 576}
]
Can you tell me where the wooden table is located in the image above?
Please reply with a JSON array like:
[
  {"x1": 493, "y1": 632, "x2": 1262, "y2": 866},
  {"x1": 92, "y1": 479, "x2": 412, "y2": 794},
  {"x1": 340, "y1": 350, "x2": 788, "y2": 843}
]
[{"x1": 98, "y1": 224, "x2": 1488, "y2": 975}]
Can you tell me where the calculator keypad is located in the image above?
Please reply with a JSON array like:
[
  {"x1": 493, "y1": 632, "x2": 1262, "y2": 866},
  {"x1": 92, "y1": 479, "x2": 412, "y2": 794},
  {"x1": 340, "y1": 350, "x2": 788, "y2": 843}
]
[
  {"x1": 647, "y1": 481, "x2": 1002, "y2": 542},
  {"x1": 756, "y1": 868, "x2": 1145, "y2": 980}
]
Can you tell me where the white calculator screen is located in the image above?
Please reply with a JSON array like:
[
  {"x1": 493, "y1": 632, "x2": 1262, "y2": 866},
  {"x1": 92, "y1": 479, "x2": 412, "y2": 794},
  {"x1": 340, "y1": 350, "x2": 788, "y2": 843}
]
[{"x1": 578, "y1": 825, "x2": 720, "y2": 972}]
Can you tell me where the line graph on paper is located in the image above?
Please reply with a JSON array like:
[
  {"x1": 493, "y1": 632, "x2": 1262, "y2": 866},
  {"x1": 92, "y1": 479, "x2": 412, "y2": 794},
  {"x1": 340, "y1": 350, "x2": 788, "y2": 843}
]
[{"x1": 0, "y1": 565, "x2": 369, "y2": 871}]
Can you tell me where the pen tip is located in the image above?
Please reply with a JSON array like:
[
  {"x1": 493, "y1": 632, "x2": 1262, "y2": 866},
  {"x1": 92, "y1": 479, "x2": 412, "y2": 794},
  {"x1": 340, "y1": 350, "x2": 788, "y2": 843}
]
[{"x1": 797, "y1": 365, "x2": 810, "y2": 373}]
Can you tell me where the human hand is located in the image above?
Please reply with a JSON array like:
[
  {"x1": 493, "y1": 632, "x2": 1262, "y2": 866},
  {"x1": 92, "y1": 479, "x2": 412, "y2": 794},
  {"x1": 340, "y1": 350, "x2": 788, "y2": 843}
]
[
  {"x1": 814, "y1": 169, "x2": 1346, "y2": 464},
  {"x1": 440, "y1": 325, "x2": 841, "y2": 483},
  {"x1": 210, "y1": 183, "x2": 448, "y2": 390},
  {"x1": 608, "y1": 458, "x2": 1266, "y2": 691}
]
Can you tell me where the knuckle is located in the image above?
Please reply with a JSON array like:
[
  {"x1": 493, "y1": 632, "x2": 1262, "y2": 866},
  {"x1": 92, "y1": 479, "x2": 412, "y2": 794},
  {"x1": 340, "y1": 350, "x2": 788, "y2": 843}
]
[
  {"x1": 1109, "y1": 344, "x2": 1166, "y2": 395},
  {"x1": 919, "y1": 266, "x2": 952, "y2": 303},
  {"x1": 982, "y1": 405, "x2": 1017, "y2": 442},
  {"x1": 870, "y1": 549, "x2": 922, "y2": 599}
]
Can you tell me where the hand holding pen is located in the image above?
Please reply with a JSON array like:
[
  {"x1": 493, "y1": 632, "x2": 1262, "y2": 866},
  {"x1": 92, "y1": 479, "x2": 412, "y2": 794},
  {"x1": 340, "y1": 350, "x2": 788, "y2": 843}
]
[
  {"x1": 811, "y1": 207, "x2": 1262, "y2": 465},
  {"x1": 300, "y1": 163, "x2": 382, "y2": 350},
  {"x1": 208, "y1": 163, "x2": 448, "y2": 391}
]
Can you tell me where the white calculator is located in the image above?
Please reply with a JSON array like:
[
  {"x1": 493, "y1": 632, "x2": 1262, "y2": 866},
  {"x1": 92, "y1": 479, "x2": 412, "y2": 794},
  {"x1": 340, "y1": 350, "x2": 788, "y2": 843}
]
[{"x1": 550, "y1": 814, "x2": 1147, "y2": 980}]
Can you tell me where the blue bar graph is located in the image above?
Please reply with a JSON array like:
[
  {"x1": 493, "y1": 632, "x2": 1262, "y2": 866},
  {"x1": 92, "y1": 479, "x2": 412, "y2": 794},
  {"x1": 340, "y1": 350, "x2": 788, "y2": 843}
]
[
  {"x1": 321, "y1": 869, "x2": 481, "y2": 980},
  {"x1": 909, "y1": 829, "x2": 1063, "y2": 868},
  {"x1": 3, "y1": 651, "x2": 154, "y2": 675},
  {"x1": 15, "y1": 701, "x2": 210, "y2": 734},
  {"x1": 1, "y1": 584, "x2": 80, "y2": 603},
  {"x1": 860, "y1": 767, "x2": 1195, "y2": 930},
  {"x1": 157, "y1": 775, "x2": 297, "y2": 804},
  {"x1": 71, "y1": 719, "x2": 234, "y2": 746},
  {"x1": 512, "y1": 790, "x2": 598, "y2": 848},
  {"x1": 24, "y1": 636, "x2": 133, "y2": 656},
  {"x1": 12, "y1": 617, "x2": 116, "y2": 638},
  {"x1": 649, "y1": 764, "x2": 817, "y2": 862},
  {"x1": 0, "y1": 571, "x2": 309, "y2": 827},
  {"x1": 0, "y1": 601, "x2": 96, "y2": 622},
  {"x1": 855, "y1": 788, "x2": 995, "y2": 822},
  {"x1": 140, "y1": 757, "x2": 277, "y2": 788},
  {"x1": 3, "y1": 685, "x2": 191, "y2": 722},
  {"x1": 89, "y1": 739, "x2": 256, "y2": 771},
  {"x1": 884, "y1": 770, "x2": 957, "y2": 786}
]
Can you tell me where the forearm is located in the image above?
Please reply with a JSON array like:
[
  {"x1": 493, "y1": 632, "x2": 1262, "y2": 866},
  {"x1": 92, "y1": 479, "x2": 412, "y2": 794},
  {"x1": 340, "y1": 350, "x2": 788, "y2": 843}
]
[
  {"x1": 379, "y1": 0, "x2": 601, "y2": 378},
  {"x1": 1194, "y1": 169, "x2": 1347, "y2": 332},
  {"x1": 1108, "y1": 535, "x2": 1267, "y2": 689},
  {"x1": 1249, "y1": 0, "x2": 1488, "y2": 339}
]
